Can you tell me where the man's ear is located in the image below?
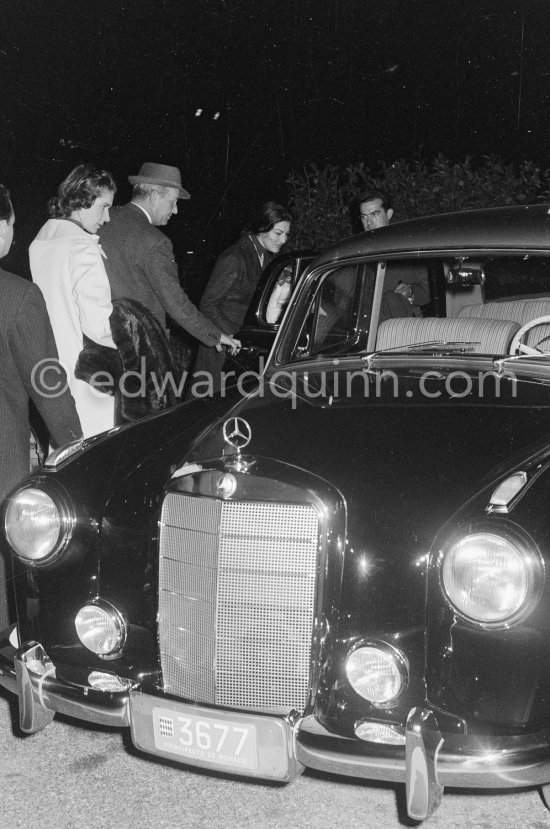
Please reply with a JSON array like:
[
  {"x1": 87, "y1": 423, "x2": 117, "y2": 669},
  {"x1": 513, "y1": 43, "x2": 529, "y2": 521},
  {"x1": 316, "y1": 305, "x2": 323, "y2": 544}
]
[{"x1": 387, "y1": 208, "x2": 394, "y2": 222}]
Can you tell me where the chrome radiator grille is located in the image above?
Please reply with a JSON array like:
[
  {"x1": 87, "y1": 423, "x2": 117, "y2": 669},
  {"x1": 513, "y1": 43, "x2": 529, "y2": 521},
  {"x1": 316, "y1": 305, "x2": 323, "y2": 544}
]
[{"x1": 158, "y1": 492, "x2": 319, "y2": 713}]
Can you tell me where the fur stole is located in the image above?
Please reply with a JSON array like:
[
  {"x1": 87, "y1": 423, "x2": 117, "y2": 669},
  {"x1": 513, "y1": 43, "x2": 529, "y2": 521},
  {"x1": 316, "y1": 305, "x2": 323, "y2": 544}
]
[{"x1": 75, "y1": 298, "x2": 178, "y2": 424}]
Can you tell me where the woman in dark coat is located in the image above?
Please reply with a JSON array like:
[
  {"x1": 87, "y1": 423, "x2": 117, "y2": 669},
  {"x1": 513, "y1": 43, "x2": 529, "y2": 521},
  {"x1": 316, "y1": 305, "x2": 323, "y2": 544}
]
[{"x1": 190, "y1": 201, "x2": 291, "y2": 396}]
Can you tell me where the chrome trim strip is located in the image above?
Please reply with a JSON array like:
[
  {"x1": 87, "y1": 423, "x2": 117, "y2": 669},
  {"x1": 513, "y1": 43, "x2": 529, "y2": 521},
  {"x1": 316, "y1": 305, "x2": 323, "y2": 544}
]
[{"x1": 295, "y1": 733, "x2": 408, "y2": 783}]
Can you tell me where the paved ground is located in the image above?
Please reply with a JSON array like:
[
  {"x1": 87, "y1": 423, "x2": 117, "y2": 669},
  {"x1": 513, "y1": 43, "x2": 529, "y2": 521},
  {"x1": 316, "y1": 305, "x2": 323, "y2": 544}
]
[{"x1": 1, "y1": 687, "x2": 550, "y2": 829}]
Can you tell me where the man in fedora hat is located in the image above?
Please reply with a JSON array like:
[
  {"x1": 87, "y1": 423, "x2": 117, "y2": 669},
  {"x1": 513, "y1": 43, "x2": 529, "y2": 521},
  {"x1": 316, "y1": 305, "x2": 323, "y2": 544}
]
[{"x1": 99, "y1": 162, "x2": 240, "y2": 357}]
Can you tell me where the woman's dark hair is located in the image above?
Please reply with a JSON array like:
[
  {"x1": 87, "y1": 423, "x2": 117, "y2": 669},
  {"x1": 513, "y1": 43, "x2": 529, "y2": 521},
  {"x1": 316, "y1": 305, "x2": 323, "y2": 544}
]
[
  {"x1": 248, "y1": 201, "x2": 292, "y2": 234},
  {"x1": 0, "y1": 183, "x2": 14, "y2": 222},
  {"x1": 48, "y1": 163, "x2": 116, "y2": 218}
]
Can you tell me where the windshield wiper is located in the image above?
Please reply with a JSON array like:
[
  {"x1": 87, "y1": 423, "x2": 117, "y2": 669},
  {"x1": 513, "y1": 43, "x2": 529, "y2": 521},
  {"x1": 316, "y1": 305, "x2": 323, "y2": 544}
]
[{"x1": 363, "y1": 341, "x2": 481, "y2": 369}]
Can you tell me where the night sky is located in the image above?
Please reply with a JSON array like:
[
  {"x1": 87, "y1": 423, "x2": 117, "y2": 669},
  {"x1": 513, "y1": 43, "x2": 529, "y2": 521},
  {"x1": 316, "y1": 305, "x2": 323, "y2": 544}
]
[{"x1": 2, "y1": 0, "x2": 550, "y2": 278}]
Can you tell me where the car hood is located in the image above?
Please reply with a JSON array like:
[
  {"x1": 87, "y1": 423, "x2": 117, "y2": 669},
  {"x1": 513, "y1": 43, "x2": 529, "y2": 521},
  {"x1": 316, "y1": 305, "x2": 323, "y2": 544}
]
[
  {"x1": 186, "y1": 367, "x2": 550, "y2": 634},
  {"x1": 189, "y1": 367, "x2": 550, "y2": 518}
]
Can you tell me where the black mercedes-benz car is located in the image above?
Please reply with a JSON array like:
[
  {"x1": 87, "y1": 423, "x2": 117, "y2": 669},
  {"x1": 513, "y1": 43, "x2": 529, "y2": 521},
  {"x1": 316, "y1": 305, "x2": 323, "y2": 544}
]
[{"x1": 5, "y1": 205, "x2": 550, "y2": 821}]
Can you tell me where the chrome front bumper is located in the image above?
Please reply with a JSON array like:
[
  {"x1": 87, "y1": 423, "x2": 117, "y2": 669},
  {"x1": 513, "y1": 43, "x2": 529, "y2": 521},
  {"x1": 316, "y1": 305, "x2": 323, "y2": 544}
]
[
  {"x1": 2, "y1": 638, "x2": 550, "y2": 822},
  {"x1": 297, "y1": 709, "x2": 550, "y2": 820},
  {"x1": 0, "y1": 637, "x2": 134, "y2": 731}
]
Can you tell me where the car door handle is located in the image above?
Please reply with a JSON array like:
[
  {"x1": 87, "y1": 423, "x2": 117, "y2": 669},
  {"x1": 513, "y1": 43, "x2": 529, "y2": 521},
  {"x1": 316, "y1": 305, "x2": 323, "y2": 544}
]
[{"x1": 238, "y1": 344, "x2": 262, "y2": 354}]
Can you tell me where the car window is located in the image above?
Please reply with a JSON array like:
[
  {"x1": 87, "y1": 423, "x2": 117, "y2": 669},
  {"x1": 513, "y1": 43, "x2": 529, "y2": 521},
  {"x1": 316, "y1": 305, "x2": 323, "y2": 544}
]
[
  {"x1": 483, "y1": 256, "x2": 550, "y2": 300},
  {"x1": 265, "y1": 263, "x2": 294, "y2": 324},
  {"x1": 261, "y1": 256, "x2": 313, "y2": 325},
  {"x1": 280, "y1": 253, "x2": 550, "y2": 365},
  {"x1": 376, "y1": 253, "x2": 550, "y2": 356},
  {"x1": 379, "y1": 254, "x2": 550, "y2": 325},
  {"x1": 289, "y1": 263, "x2": 375, "y2": 360}
]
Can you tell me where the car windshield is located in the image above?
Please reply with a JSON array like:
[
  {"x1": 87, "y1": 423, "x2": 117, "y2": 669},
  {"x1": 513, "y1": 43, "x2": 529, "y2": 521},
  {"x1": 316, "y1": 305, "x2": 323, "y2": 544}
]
[{"x1": 280, "y1": 254, "x2": 550, "y2": 363}]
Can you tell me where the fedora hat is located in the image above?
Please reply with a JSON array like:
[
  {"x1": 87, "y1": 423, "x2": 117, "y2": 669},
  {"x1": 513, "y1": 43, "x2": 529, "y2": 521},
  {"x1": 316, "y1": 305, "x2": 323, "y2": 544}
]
[{"x1": 128, "y1": 163, "x2": 190, "y2": 199}]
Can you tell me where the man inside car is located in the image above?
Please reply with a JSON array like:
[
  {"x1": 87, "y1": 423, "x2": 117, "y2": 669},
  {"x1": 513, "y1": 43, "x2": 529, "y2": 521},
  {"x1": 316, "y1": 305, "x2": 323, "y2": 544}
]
[{"x1": 358, "y1": 191, "x2": 429, "y2": 317}]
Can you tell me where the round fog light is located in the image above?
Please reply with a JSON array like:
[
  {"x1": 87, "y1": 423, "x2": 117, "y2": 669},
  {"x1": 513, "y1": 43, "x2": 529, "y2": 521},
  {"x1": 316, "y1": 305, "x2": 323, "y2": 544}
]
[
  {"x1": 346, "y1": 644, "x2": 407, "y2": 705},
  {"x1": 75, "y1": 602, "x2": 126, "y2": 656}
]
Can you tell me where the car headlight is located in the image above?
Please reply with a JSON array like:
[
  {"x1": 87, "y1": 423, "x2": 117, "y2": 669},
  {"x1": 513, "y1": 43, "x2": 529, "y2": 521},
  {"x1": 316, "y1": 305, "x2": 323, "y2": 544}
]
[
  {"x1": 4, "y1": 487, "x2": 73, "y2": 564},
  {"x1": 442, "y1": 528, "x2": 543, "y2": 626},
  {"x1": 75, "y1": 601, "x2": 126, "y2": 657},
  {"x1": 346, "y1": 643, "x2": 408, "y2": 705}
]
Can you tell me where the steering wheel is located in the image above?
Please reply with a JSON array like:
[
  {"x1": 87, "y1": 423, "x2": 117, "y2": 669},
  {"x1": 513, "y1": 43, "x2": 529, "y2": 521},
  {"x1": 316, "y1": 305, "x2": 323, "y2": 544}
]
[{"x1": 509, "y1": 315, "x2": 550, "y2": 355}]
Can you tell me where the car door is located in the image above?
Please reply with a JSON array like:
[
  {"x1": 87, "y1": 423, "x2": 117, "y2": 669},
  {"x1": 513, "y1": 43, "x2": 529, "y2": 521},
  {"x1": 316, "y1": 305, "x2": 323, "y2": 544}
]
[{"x1": 226, "y1": 251, "x2": 316, "y2": 376}]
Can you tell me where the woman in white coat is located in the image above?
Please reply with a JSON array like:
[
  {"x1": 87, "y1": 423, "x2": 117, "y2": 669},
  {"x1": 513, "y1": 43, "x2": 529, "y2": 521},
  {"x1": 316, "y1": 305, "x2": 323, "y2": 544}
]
[{"x1": 30, "y1": 164, "x2": 118, "y2": 437}]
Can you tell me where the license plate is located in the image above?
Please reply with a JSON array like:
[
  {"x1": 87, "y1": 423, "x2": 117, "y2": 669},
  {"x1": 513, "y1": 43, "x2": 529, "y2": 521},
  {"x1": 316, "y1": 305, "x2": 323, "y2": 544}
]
[
  {"x1": 130, "y1": 692, "x2": 301, "y2": 781},
  {"x1": 152, "y1": 706, "x2": 257, "y2": 770}
]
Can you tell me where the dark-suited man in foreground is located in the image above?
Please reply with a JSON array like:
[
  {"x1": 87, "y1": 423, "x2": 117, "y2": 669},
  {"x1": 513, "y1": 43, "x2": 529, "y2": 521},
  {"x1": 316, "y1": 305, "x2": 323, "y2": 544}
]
[
  {"x1": 99, "y1": 163, "x2": 240, "y2": 362},
  {"x1": 0, "y1": 183, "x2": 82, "y2": 628}
]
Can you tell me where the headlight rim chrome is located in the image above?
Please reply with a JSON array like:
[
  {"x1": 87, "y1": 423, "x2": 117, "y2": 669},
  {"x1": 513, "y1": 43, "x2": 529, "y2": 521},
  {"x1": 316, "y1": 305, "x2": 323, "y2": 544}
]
[
  {"x1": 345, "y1": 640, "x2": 409, "y2": 708},
  {"x1": 440, "y1": 521, "x2": 544, "y2": 629},
  {"x1": 3, "y1": 483, "x2": 75, "y2": 566}
]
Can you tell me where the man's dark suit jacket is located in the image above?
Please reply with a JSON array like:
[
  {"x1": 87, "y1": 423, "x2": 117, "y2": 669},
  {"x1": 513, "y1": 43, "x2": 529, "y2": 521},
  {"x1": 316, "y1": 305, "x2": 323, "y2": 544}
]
[
  {"x1": 99, "y1": 203, "x2": 221, "y2": 347},
  {"x1": 0, "y1": 268, "x2": 82, "y2": 501},
  {"x1": 0, "y1": 267, "x2": 82, "y2": 628}
]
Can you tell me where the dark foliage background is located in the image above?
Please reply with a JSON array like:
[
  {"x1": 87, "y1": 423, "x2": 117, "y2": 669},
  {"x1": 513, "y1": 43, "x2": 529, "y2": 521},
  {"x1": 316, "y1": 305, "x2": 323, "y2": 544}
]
[
  {"x1": 287, "y1": 154, "x2": 550, "y2": 248},
  {"x1": 2, "y1": 1, "x2": 550, "y2": 286}
]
